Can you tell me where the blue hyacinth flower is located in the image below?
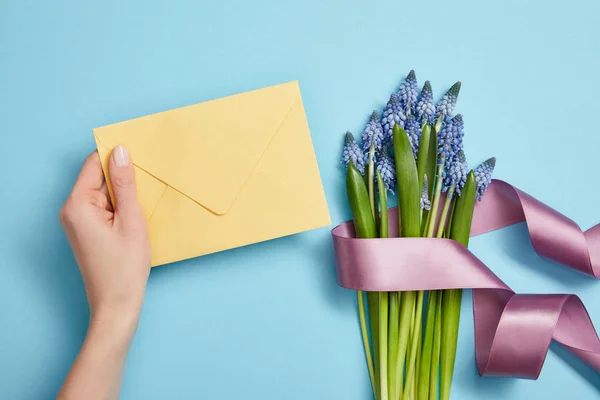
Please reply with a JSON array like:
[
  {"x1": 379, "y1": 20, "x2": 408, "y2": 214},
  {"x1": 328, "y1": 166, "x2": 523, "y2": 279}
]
[
  {"x1": 438, "y1": 114, "x2": 464, "y2": 167},
  {"x1": 362, "y1": 111, "x2": 385, "y2": 155},
  {"x1": 443, "y1": 150, "x2": 468, "y2": 197},
  {"x1": 420, "y1": 174, "x2": 431, "y2": 210},
  {"x1": 398, "y1": 70, "x2": 418, "y2": 113},
  {"x1": 474, "y1": 157, "x2": 496, "y2": 201},
  {"x1": 376, "y1": 147, "x2": 396, "y2": 194},
  {"x1": 435, "y1": 81, "x2": 461, "y2": 122},
  {"x1": 382, "y1": 93, "x2": 406, "y2": 144},
  {"x1": 416, "y1": 80, "x2": 435, "y2": 125},
  {"x1": 341, "y1": 131, "x2": 365, "y2": 175}
]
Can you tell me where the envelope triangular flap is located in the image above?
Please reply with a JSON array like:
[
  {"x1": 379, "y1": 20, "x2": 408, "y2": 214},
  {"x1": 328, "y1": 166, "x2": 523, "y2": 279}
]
[{"x1": 93, "y1": 82, "x2": 301, "y2": 215}]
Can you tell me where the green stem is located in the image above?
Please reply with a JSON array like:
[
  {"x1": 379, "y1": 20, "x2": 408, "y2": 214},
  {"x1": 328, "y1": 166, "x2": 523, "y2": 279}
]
[
  {"x1": 368, "y1": 292, "x2": 380, "y2": 400},
  {"x1": 440, "y1": 289, "x2": 461, "y2": 400},
  {"x1": 409, "y1": 297, "x2": 416, "y2": 338},
  {"x1": 379, "y1": 292, "x2": 389, "y2": 400},
  {"x1": 378, "y1": 172, "x2": 388, "y2": 240},
  {"x1": 406, "y1": 376, "x2": 415, "y2": 400},
  {"x1": 418, "y1": 290, "x2": 437, "y2": 399},
  {"x1": 426, "y1": 158, "x2": 445, "y2": 238},
  {"x1": 415, "y1": 319, "x2": 422, "y2": 396},
  {"x1": 358, "y1": 291, "x2": 376, "y2": 394},
  {"x1": 396, "y1": 291, "x2": 415, "y2": 396},
  {"x1": 419, "y1": 158, "x2": 448, "y2": 399},
  {"x1": 430, "y1": 291, "x2": 443, "y2": 400},
  {"x1": 388, "y1": 293, "x2": 400, "y2": 399},
  {"x1": 402, "y1": 290, "x2": 424, "y2": 400},
  {"x1": 436, "y1": 186, "x2": 455, "y2": 238},
  {"x1": 422, "y1": 207, "x2": 432, "y2": 236}
]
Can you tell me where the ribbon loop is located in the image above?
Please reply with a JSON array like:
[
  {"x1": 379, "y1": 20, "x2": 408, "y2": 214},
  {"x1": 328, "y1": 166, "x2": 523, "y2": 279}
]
[{"x1": 332, "y1": 179, "x2": 600, "y2": 378}]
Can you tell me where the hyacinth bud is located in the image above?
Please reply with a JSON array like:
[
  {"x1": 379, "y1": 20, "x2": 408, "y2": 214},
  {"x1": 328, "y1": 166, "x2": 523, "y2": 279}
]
[
  {"x1": 474, "y1": 157, "x2": 496, "y2": 201},
  {"x1": 362, "y1": 110, "x2": 385, "y2": 154},
  {"x1": 435, "y1": 81, "x2": 461, "y2": 121},
  {"x1": 341, "y1": 131, "x2": 365, "y2": 175},
  {"x1": 398, "y1": 70, "x2": 419, "y2": 113},
  {"x1": 376, "y1": 147, "x2": 396, "y2": 194},
  {"x1": 382, "y1": 93, "x2": 406, "y2": 144},
  {"x1": 416, "y1": 80, "x2": 435, "y2": 124},
  {"x1": 420, "y1": 174, "x2": 431, "y2": 210},
  {"x1": 404, "y1": 113, "x2": 421, "y2": 158},
  {"x1": 443, "y1": 150, "x2": 468, "y2": 197},
  {"x1": 438, "y1": 114, "x2": 464, "y2": 167}
]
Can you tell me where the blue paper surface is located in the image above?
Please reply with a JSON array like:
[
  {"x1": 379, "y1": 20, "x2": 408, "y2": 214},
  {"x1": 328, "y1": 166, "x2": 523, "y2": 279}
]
[{"x1": 1, "y1": 0, "x2": 599, "y2": 398}]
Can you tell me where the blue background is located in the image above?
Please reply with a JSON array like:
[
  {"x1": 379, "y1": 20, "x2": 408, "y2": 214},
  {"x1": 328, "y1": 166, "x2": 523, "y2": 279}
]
[{"x1": 1, "y1": 0, "x2": 599, "y2": 399}]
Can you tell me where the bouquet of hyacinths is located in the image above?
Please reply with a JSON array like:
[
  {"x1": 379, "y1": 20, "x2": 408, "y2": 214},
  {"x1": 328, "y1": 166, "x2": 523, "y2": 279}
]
[{"x1": 341, "y1": 71, "x2": 496, "y2": 400}]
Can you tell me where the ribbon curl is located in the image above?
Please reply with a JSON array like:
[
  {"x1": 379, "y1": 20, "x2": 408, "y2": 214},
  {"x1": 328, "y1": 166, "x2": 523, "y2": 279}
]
[{"x1": 332, "y1": 179, "x2": 600, "y2": 379}]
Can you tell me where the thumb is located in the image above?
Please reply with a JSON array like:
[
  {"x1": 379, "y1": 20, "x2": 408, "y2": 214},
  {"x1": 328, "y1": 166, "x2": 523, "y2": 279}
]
[{"x1": 108, "y1": 145, "x2": 144, "y2": 227}]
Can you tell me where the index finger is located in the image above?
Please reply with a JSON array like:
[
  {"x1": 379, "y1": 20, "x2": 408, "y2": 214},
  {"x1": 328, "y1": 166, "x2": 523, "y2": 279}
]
[{"x1": 73, "y1": 151, "x2": 105, "y2": 193}]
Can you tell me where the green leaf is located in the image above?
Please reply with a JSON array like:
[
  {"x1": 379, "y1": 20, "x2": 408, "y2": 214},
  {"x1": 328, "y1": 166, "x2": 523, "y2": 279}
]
[
  {"x1": 421, "y1": 125, "x2": 438, "y2": 233},
  {"x1": 392, "y1": 124, "x2": 421, "y2": 397},
  {"x1": 346, "y1": 163, "x2": 377, "y2": 239},
  {"x1": 449, "y1": 171, "x2": 477, "y2": 247},
  {"x1": 392, "y1": 124, "x2": 420, "y2": 238},
  {"x1": 368, "y1": 143, "x2": 376, "y2": 219},
  {"x1": 426, "y1": 125, "x2": 438, "y2": 199},
  {"x1": 444, "y1": 200, "x2": 457, "y2": 239},
  {"x1": 347, "y1": 163, "x2": 378, "y2": 398},
  {"x1": 365, "y1": 172, "x2": 381, "y2": 234}
]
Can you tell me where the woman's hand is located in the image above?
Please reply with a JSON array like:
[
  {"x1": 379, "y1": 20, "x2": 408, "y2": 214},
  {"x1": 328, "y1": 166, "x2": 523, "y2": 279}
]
[
  {"x1": 60, "y1": 146, "x2": 150, "y2": 323},
  {"x1": 58, "y1": 146, "x2": 150, "y2": 400}
]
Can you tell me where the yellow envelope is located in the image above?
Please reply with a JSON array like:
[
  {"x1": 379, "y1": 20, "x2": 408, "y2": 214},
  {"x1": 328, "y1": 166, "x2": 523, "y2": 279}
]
[{"x1": 93, "y1": 81, "x2": 330, "y2": 266}]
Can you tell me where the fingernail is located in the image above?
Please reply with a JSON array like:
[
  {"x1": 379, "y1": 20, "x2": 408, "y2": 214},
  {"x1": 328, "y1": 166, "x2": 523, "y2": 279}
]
[{"x1": 113, "y1": 145, "x2": 129, "y2": 168}]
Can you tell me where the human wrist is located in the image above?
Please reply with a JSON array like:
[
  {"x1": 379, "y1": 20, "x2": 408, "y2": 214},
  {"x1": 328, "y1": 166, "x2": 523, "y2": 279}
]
[{"x1": 89, "y1": 304, "x2": 142, "y2": 345}]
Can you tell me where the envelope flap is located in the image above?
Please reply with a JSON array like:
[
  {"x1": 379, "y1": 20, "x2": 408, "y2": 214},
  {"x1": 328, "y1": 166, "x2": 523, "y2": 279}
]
[{"x1": 93, "y1": 82, "x2": 301, "y2": 215}]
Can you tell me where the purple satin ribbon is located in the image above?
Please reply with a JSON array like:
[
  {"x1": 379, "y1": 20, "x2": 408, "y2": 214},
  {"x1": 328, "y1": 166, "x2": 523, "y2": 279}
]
[{"x1": 332, "y1": 179, "x2": 600, "y2": 379}]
